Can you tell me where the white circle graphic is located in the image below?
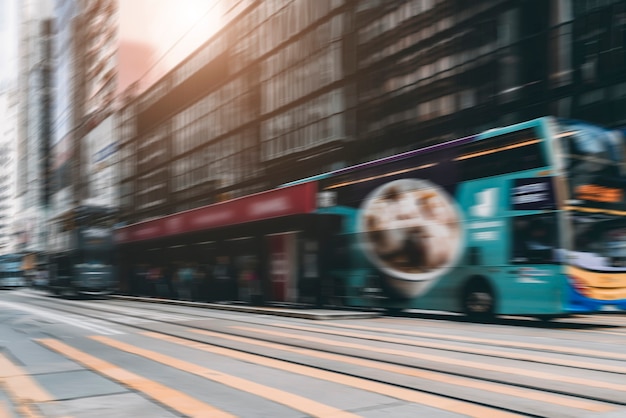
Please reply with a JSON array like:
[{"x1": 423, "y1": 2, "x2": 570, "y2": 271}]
[{"x1": 358, "y1": 179, "x2": 463, "y2": 298}]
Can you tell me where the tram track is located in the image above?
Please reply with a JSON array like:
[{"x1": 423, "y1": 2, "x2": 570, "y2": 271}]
[
  {"x1": 11, "y1": 291, "x2": 626, "y2": 417},
  {"x1": 93, "y1": 295, "x2": 626, "y2": 365}
]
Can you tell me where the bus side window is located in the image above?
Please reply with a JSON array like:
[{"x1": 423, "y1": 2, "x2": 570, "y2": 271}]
[{"x1": 511, "y1": 214, "x2": 558, "y2": 264}]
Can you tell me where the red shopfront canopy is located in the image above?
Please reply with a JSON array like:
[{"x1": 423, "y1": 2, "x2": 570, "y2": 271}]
[{"x1": 115, "y1": 182, "x2": 318, "y2": 244}]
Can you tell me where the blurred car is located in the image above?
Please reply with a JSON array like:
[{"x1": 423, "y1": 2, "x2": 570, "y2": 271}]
[{"x1": 32, "y1": 269, "x2": 49, "y2": 289}]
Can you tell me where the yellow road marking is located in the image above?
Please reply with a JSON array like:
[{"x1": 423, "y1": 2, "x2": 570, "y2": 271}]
[
  {"x1": 0, "y1": 400, "x2": 11, "y2": 418},
  {"x1": 572, "y1": 329, "x2": 626, "y2": 337},
  {"x1": 90, "y1": 335, "x2": 361, "y2": 418},
  {"x1": 300, "y1": 321, "x2": 626, "y2": 362},
  {"x1": 267, "y1": 323, "x2": 626, "y2": 374},
  {"x1": 36, "y1": 338, "x2": 233, "y2": 418},
  {"x1": 188, "y1": 328, "x2": 613, "y2": 413},
  {"x1": 143, "y1": 331, "x2": 526, "y2": 418},
  {"x1": 235, "y1": 326, "x2": 626, "y2": 393},
  {"x1": 0, "y1": 353, "x2": 54, "y2": 418}
]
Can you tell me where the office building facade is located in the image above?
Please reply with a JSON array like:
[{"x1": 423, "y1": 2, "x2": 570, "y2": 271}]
[
  {"x1": 119, "y1": 0, "x2": 352, "y2": 224},
  {"x1": 353, "y1": 0, "x2": 626, "y2": 161},
  {"x1": 118, "y1": 0, "x2": 626, "y2": 226}
]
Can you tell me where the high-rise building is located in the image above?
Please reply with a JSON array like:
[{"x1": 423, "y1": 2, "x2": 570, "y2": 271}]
[
  {"x1": 353, "y1": 0, "x2": 626, "y2": 161},
  {"x1": 0, "y1": 90, "x2": 19, "y2": 254},
  {"x1": 49, "y1": 0, "x2": 119, "y2": 242},
  {"x1": 0, "y1": 0, "x2": 19, "y2": 255},
  {"x1": 15, "y1": 0, "x2": 119, "y2": 263},
  {"x1": 15, "y1": 0, "x2": 53, "y2": 261},
  {"x1": 119, "y1": 0, "x2": 352, "y2": 224}
]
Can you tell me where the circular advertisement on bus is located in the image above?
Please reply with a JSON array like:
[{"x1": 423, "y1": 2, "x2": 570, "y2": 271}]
[{"x1": 358, "y1": 178, "x2": 463, "y2": 298}]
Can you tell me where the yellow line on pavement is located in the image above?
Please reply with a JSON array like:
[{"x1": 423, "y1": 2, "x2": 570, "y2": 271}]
[
  {"x1": 143, "y1": 330, "x2": 525, "y2": 418},
  {"x1": 309, "y1": 321, "x2": 626, "y2": 362},
  {"x1": 188, "y1": 328, "x2": 612, "y2": 413},
  {"x1": 235, "y1": 326, "x2": 626, "y2": 393},
  {"x1": 572, "y1": 329, "x2": 626, "y2": 337},
  {"x1": 267, "y1": 323, "x2": 626, "y2": 374},
  {"x1": 36, "y1": 338, "x2": 233, "y2": 418},
  {"x1": 90, "y1": 335, "x2": 360, "y2": 418},
  {"x1": 0, "y1": 400, "x2": 11, "y2": 418},
  {"x1": 0, "y1": 353, "x2": 54, "y2": 418}
]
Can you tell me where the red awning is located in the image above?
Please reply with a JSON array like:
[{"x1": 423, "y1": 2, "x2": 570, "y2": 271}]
[{"x1": 115, "y1": 182, "x2": 317, "y2": 244}]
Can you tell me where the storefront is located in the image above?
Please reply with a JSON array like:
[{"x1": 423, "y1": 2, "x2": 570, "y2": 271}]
[{"x1": 115, "y1": 183, "x2": 341, "y2": 305}]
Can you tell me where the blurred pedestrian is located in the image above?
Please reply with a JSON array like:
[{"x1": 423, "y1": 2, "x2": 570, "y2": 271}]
[
  {"x1": 213, "y1": 256, "x2": 234, "y2": 302},
  {"x1": 199, "y1": 262, "x2": 213, "y2": 302},
  {"x1": 163, "y1": 263, "x2": 176, "y2": 298},
  {"x1": 147, "y1": 265, "x2": 162, "y2": 297},
  {"x1": 176, "y1": 263, "x2": 194, "y2": 301},
  {"x1": 134, "y1": 264, "x2": 149, "y2": 296}
]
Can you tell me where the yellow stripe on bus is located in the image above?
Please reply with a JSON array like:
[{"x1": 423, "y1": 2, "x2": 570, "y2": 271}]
[
  {"x1": 89, "y1": 335, "x2": 360, "y2": 418},
  {"x1": 234, "y1": 326, "x2": 626, "y2": 393},
  {"x1": 568, "y1": 265, "x2": 626, "y2": 300},
  {"x1": 0, "y1": 353, "x2": 53, "y2": 418},
  {"x1": 563, "y1": 206, "x2": 626, "y2": 216},
  {"x1": 188, "y1": 328, "x2": 612, "y2": 413},
  {"x1": 36, "y1": 338, "x2": 234, "y2": 418}
]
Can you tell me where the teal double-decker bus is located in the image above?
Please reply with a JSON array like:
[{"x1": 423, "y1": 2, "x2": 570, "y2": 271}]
[{"x1": 286, "y1": 116, "x2": 626, "y2": 317}]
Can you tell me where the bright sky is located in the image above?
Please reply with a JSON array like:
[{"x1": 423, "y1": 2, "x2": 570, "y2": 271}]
[
  {"x1": 118, "y1": 0, "x2": 223, "y2": 94},
  {"x1": 0, "y1": 0, "x2": 222, "y2": 94},
  {"x1": 0, "y1": 0, "x2": 18, "y2": 91}
]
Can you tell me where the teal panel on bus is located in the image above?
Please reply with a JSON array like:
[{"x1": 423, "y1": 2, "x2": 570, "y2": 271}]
[
  {"x1": 457, "y1": 177, "x2": 510, "y2": 266},
  {"x1": 453, "y1": 171, "x2": 566, "y2": 315},
  {"x1": 476, "y1": 118, "x2": 547, "y2": 140}
]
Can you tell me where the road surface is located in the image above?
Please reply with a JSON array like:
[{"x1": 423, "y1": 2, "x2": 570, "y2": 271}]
[{"x1": 1, "y1": 288, "x2": 625, "y2": 417}]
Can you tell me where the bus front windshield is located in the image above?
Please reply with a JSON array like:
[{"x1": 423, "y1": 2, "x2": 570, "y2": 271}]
[
  {"x1": 570, "y1": 213, "x2": 626, "y2": 271},
  {"x1": 559, "y1": 120, "x2": 626, "y2": 210},
  {"x1": 558, "y1": 121, "x2": 626, "y2": 271}
]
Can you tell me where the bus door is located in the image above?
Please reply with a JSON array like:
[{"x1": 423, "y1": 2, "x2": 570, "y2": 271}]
[{"x1": 509, "y1": 213, "x2": 563, "y2": 313}]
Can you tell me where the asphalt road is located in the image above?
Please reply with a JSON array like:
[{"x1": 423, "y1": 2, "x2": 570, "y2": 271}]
[{"x1": 1, "y1": 288, "x2": 625, "y2": 418}]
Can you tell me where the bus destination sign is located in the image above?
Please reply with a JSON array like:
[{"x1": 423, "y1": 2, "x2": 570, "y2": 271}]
[{"x1": 511, "y1": 177, "x2": 556, "y2": 210}]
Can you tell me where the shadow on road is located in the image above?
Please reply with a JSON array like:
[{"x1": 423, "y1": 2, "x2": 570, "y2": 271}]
[{"x1": 388, "y1": 311, "x2": 624, "y2": 330}]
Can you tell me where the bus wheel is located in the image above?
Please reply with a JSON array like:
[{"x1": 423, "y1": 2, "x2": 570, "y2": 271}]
[{"x1": 462, "y1": 280, "x2": 494, "y2": 319}]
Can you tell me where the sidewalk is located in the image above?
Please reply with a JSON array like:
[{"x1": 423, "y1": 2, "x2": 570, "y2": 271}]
[{"x1": 109, "y1": 294, "x2": 382, "y2": 320}]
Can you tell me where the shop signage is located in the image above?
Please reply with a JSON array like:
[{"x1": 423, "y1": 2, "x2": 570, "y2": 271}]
[{"x1": 115, "y1": 182, "x2": 317, "y2": 243}]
